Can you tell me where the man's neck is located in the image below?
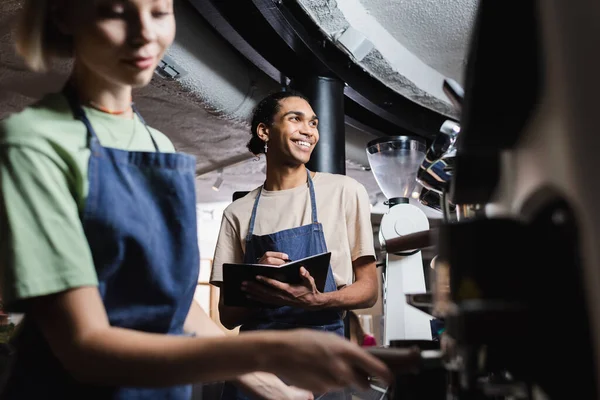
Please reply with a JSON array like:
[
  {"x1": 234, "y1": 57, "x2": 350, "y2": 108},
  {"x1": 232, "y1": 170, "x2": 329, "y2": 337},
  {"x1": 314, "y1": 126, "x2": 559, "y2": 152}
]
[
  {"x1": 263, "y1": 162, "x2": 313, "y2": 191},
  {"x1": 71, "y1": 62, "x2": 134, "y2": 119}
]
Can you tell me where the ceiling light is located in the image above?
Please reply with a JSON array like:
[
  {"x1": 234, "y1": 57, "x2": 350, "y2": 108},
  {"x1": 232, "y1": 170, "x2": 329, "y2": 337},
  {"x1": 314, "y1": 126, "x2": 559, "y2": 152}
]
[
  {"x1": 335, "y1": 26, "x2": 374, "y2": 62},
  {"x1": 212, "y1": 169, "x2": 224, "y2": 191},
  {"x1": 154, "y1": 54, "x2": 188, "y2": 80}
]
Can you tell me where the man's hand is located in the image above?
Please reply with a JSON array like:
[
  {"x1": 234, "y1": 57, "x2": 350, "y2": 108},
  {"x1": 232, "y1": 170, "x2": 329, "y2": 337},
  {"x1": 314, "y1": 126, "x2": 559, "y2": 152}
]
[
  {"x1": 243, "y1": 266, "x2": 324, "y2": 309},
  {"x1": 256, "y1": 251, "x2": 291, "y2": 266},
  {"x1": 235, "y1": 372, "x2": 314, "y2": 400}
]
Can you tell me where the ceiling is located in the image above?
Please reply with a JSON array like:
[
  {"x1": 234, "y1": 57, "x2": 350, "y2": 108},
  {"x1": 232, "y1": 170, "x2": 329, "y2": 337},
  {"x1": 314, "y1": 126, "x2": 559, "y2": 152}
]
[
  {"x1": 0, "y1": 0, "x2": 476, "y2": 218},
  {"x1": 296, "y1": 0, "x2": 476, "y2": 118},
  {"x1": 362, "y1": 0, "x2": 477, "y2": 83}
]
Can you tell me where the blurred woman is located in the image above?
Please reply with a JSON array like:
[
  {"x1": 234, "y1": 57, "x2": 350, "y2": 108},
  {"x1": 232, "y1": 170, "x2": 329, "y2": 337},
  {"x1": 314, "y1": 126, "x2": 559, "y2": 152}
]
[{"x1": 0, "y1": 1, "x2": 395, "y2": 398}]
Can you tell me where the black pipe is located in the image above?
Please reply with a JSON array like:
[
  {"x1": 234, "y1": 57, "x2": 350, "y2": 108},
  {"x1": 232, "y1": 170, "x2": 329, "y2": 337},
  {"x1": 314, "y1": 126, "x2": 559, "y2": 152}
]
[{"x1": 291, "y1": 76, "x2": 346, "y2": 175}]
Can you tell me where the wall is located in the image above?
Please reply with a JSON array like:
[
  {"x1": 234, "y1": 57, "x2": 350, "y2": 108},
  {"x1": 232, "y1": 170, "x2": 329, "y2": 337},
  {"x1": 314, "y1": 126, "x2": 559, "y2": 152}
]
[{"x1": 195, "y1": 202, "x2": 239, "y2": 335}]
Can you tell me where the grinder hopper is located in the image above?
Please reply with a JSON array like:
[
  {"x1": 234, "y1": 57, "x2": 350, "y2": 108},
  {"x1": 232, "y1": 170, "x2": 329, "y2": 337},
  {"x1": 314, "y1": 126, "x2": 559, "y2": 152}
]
[
  {"x1": 366, "y1": 136, "x2": 432, "y2": 344},
  {"x1": 366, "y1": 136, "x2": 427, "y2": 203}
]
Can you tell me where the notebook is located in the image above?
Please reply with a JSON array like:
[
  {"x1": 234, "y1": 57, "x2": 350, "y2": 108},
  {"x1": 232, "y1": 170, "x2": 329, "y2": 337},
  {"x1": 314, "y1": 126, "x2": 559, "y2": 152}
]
[{"x1": 222, "y1": 252, "x2": 331, "y2": 308}]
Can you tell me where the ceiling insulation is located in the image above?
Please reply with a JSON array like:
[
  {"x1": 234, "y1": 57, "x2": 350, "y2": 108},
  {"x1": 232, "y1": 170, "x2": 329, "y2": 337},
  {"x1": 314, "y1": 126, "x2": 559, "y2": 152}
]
[{"x1": 293, "y1": 0, "x2": 475, "y2": 119}]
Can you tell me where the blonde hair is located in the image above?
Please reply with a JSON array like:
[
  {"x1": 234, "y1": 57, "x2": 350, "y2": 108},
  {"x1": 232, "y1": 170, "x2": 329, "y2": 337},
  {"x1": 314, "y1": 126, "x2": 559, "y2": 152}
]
[{"x1": 15, "y1": 0, "x2": 73, "y2": 72}]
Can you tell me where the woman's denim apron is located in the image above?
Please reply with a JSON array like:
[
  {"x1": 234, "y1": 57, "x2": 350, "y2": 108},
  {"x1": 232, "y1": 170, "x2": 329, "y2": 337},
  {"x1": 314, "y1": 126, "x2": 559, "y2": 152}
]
[{"x1": 1, "y1": 86, "x2": 199, "y2": 399}]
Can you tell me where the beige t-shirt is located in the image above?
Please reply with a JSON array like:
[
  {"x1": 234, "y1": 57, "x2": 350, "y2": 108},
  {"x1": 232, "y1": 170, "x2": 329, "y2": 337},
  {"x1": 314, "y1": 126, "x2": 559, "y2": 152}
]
[{"x1": 210, "y1": 172, "x2": 376, "y2": 288}]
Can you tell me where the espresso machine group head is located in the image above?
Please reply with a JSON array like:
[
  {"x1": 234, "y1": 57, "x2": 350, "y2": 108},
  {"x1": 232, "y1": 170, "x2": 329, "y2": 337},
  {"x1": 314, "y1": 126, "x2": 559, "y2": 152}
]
[
  {"x1": 416, "y1": 119, "x2": 460, "y2": 219},
  {"x1": 422, "y1": 0, "x2": 600, "y2": 398}
]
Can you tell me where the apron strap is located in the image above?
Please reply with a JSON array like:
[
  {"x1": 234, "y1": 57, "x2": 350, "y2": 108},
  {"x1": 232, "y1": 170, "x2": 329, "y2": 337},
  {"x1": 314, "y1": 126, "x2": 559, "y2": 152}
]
[
  {"x1": 306, "y1": 169, "x2": 319, "y2": 224},
  {"x1": 132, "y1": 103, "x2": 160, "y2": 151},
  {"x1": 63, "y1": 84, "x2": 99, "y2": 148},
  {"x1": 246, "y1": 186, "x2": 263, "y2": 242},
  {"x1": 246, "y1": 168, "x2": 319, "y2": 243}
]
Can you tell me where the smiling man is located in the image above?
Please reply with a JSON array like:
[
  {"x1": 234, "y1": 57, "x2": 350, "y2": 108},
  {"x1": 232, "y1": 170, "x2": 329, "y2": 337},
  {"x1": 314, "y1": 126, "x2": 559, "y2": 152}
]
[
  {"x1": 211, "y1": 91, "x2": 377, "y2": 338},
  {"x1": 210, "y1": 91, "x2": 378, "y2": 329},
  {"x1": 210, "y1": 91, "x2": 379, "y2": 398}
]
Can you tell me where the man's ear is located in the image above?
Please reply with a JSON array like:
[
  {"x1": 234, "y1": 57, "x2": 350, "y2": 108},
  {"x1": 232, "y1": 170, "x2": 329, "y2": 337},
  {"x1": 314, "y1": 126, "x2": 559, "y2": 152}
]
[{"x1": 256, "y1": 123, "x2": 269, "y2": 142}]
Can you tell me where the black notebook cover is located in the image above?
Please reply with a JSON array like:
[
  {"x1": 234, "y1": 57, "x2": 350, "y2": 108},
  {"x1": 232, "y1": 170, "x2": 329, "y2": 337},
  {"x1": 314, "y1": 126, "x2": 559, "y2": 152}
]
[{"x1": 222, "y1": 252, "x2": 331, "y2": 308}]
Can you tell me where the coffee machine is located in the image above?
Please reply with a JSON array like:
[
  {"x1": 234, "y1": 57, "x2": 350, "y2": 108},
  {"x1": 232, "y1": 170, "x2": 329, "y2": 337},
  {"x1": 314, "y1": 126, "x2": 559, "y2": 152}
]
[
  {"x1": 413, "y1": 0, "x2": 598, "y2": 398},
  {"x1": 366, "y1": 1, "x2": 600, "y2": 399}
]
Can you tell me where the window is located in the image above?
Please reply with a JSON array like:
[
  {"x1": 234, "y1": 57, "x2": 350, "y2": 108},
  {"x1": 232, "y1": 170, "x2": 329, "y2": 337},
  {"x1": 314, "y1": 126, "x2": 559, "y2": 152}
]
[
  {"x1": 194, "y1": 258, "x2": 236, "y2": 334},
  {"x1": 194, "y1": 258, "x2": 215, "y2": 316}
]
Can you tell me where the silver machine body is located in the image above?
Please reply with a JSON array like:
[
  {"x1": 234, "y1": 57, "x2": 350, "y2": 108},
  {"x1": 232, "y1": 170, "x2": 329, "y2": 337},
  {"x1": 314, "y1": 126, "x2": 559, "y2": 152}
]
[{"x1": 377, "y1": 0, "x2": 600, "y2": 399}]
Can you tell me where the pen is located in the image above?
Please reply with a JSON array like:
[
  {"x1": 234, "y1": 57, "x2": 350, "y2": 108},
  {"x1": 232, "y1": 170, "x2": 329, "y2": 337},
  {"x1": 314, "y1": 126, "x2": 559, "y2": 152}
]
[{"x1": 256, "y1": 257, "x2": 293, "y2": 262}]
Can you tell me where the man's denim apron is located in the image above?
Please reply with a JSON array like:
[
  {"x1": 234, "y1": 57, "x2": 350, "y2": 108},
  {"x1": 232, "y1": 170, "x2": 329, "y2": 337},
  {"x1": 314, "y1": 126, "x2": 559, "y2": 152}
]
[
  {"x1": 1, "y1": 86, "x2": 199, "y2": 399},
  {"x1": 222, "y1": 170, "x2": 344, "y2": 400}
]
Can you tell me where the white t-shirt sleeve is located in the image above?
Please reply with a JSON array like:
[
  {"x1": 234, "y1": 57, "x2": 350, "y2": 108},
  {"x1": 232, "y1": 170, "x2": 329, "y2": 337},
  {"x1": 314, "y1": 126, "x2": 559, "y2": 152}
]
[{"x1": 210, "y1": 213, "x2": 244, "y2": 286}]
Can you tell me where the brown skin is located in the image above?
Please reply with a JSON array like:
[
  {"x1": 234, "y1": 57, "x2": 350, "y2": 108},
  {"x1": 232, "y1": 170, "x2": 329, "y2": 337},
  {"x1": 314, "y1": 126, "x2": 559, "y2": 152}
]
[
  {"x1": 260, "y1": 97, "x2": 320, "y2": 178},
  {"x1": 218, "y1": 97, "x2": 379, "y2": 328},
  {"x1": 23, "y1": 1, "x2": 397, "y2": 398}
]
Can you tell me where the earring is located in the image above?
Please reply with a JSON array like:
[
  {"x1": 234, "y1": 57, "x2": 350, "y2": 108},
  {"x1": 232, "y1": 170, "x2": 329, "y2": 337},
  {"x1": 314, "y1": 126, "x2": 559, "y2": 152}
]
[{"x1": 264, "y1": 140, "x2": 268, "y2": 154}]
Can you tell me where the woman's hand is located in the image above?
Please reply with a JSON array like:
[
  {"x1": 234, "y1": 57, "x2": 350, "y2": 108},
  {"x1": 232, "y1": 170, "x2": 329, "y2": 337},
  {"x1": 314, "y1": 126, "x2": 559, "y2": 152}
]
[
  {"x1": 236, "y1": 372, "x2": 314, "y2": 400},
  {"x1": 262, "y1": 329, "x2": 401, "y2": 394}
]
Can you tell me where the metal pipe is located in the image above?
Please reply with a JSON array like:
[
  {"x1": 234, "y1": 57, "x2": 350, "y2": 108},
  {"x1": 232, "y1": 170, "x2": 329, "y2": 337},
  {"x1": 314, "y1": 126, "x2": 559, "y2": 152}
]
[
  {"x1": 291, "y1": 75, "x2": 346, "y2": 174},
  {"x1": 383, "y1": 228, "x2": 438, "y2": 254}
]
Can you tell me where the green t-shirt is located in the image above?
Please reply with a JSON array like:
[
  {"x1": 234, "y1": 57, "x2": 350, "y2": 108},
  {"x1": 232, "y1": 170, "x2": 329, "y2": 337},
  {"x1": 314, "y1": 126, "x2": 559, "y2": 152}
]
[{"x1": 0, "y1": 93, "x2": 176, "y2": 311}]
